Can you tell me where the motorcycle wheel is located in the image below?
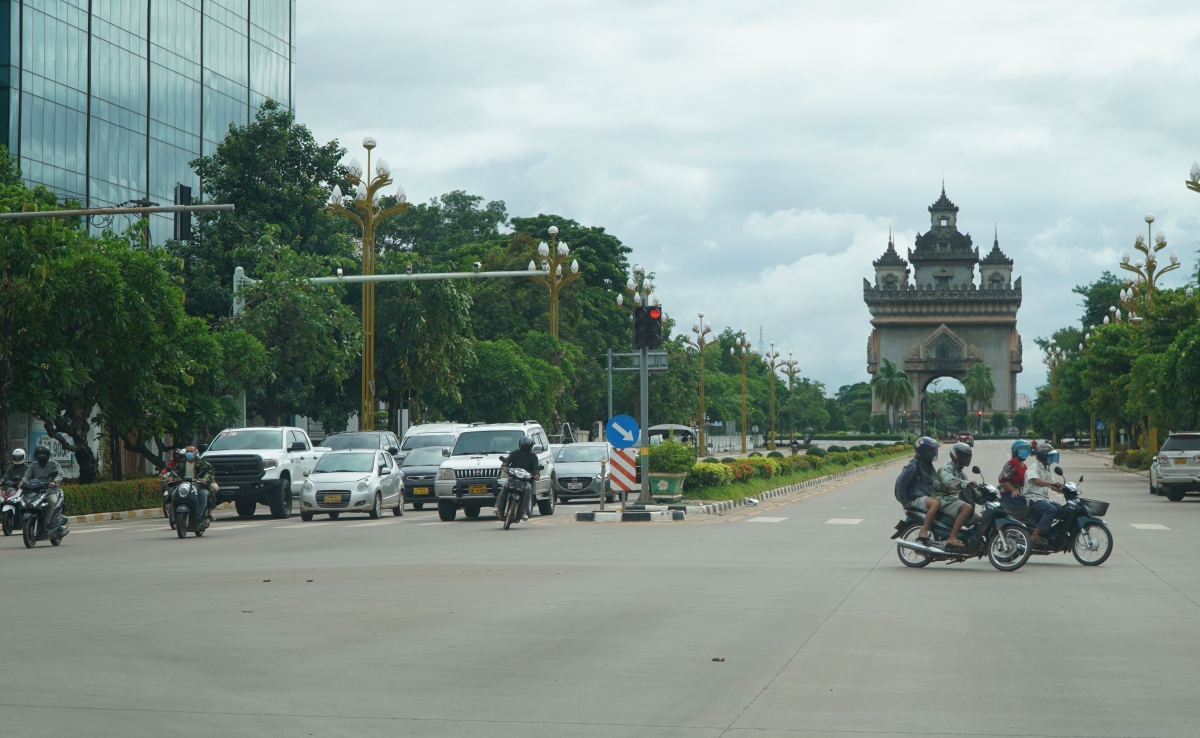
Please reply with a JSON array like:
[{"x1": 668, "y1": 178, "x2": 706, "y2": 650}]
[
  {"x1": 22, "y1": 518, "x2": 37, "y2": 548},
  {"x1": 176, "y1": 512, "x2": 189, "y2": 539},
  {"x1": 896, "y1": 524, "x2": 932, "y2": 568},
  {"x1": 1072, "y1": 523, "x2": 1112, "y2": 566},
  {"x1": 503, "y1": 498, "x2": 519, "y2": 530},
  {"x1": 2, "y1": 512, "x2": 12, "y2": 536},
  {"x1": 50, "y1": 534, "x2": 62, "y2": 546},
  {"x1": 987, "y1": 525, "x2": 1031, "y2": 571}
]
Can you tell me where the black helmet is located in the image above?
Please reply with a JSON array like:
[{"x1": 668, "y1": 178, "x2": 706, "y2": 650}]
[
  {"x1": 949, "y1": 442, "x2": 973, "y2": 466},
  {"x1": 914, "y1": 436, "x2": 939, "y2": 462},
  {"x1": 33, "y1": 445, "x2": 50, "y2": 463},
  {"x1": 519, "y1": 435, "x2": 534, "y2": 453}
]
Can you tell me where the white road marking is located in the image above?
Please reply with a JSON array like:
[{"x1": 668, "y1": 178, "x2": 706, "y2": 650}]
[
  {"x1": 746, "y1": 517, "x2": 787, "y2": 523},
  {"x1": 349, "y1": 520, "x2": 395, "y2": 527},
  {"x1": 419, "y1": 522, "x2": 452, "y2": 526},
  {"x1": 825, "y1": 518, "x2": 863, "y2": 525},
  {"x1": 1130, "y1": 523, "x2": 1170, "y2": 530},
  {"x1": 275, "y1": 523, "x2": 331, "y2": 529}
]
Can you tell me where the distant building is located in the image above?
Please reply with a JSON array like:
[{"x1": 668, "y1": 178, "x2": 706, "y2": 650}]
[
  {"x1": 0, "y1": 0, "x2": 297, "y2": 243},
  {"x1": 1016, "y1": 393, "x2": 1031, "y2": 410}
]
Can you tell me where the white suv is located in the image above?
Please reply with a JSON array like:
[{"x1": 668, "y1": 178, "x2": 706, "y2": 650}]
[
  {"x1": 434, "y1": 422, "x2": 556, "y2": 521},
  {"x1": 1153, "y1": 432, "x2": 1200, "y2": 502}
]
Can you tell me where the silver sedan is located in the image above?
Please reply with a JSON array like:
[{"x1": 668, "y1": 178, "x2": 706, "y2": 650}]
[
  {"x1": 299, "y1": 450, "x2": 403, "y2": 521},
  {"x1": 552, "y1": 443, "x2": 612, "y2": 502}
]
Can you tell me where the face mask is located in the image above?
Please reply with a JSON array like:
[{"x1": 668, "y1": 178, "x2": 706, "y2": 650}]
[
  {"x1": 1017, "y1": 448, "x2": 1030, "y2": 460},
  {"x1": 185, "y1": 452, "x2": 195, "y2": 460}
]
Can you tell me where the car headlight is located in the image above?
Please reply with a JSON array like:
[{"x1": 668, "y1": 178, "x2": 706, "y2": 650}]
[
  {"x1": 261, "y1": 458, "x2": 278, "y2": 470},
  {"x1": 302, "y1": 480, "x2": 314, "y2": 493},
  {"x1": 356, "y1": 478, "x2": 371, "y2": 493},
  {"x1": 437, "y1": 468, "x2": 455, "y2": 481}
]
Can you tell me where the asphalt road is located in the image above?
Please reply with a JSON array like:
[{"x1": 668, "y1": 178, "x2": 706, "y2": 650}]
[{"x1": 2, "y1": 440, "x2": 1197, "y2": 737}]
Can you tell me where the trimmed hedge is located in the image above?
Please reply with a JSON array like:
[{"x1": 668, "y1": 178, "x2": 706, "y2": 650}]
[
  {"x1": 827, "y1": 445, "x2": 848, "y2": 453},
  {"x1": 767, "y1": 451, "x2": 784, "y2": 458},
  {"x1": 702, "y1": 457, "x2": 719, "y2": 464},
  {"x1": 686, "y1": 461, "x2": 735, "y2": 488},
  {"x1": 720, "y1": 457, "x2": 738, "y2": 464},
  {"x1": 683, "y1": 442, "x2": 911, "y2": 491},
  {"x1": 806, "y1": 446, "x2": 827, "y2": 457},
  {"x1": 61, "y1": 477, "x2": 161, "y2": 515}
]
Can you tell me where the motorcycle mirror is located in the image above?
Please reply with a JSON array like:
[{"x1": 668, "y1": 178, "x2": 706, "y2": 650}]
[
  {"x1": 1078, "y1": 475, "x2": 1084, "y2": 483},
  {"x1": 971, "y1": 465, "x2": 981, "y2": 475},
  {"x1": 1054, "y1": 466, "x2": 1064, "y2": 477}
]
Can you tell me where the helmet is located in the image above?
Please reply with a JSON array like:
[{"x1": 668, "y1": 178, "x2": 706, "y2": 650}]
[
  {"x1": 11, "y1": 448, "x2": 25, "y2": 463},
  {"x1": 914, "y1": 436, "x2": 939, "y2": 462},
  {"x1": 949, "y1": 442, "x2": 973, "y2": 466},
  {"x1": 1034, "y1": 443, "x2": 1058, "y2": 464},
  {"x1": 1011, "y1": 439, "x2": 1031, "y2": 460},
  {"x1": 33, "y1": 445, "x2": 50, "y2": 463},
  {"x1": 518, "y1": 435, "x2": 534, "y2": 453}
]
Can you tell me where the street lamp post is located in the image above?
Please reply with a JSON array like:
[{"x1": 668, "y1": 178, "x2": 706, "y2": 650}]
[
  {"x1": 1117, "y1": 214, "x2": 1180, "y2": 313},
  {"x1": 780, "y1": 353, "x2": 800, "y2": 444},
  {"x1": 614, "y1": 264, "x2": 655, "y2": 314},
  {"x1": 730, "y1": 333, "x2": 755, "y2": 454},
  {"x1": 683, "y1": 313, "x2": 713, "y2": 457},
  {"x1": 1045, "y1": 342, "x2": 1066, "y2": 445},
  {"x1": 764, "y1": 342, "x2": 781, "y2": 451},
  {"x1": 526, "y1": 225, "x2": 581, "y2": 339},
  {"x1": 327, "y1": 136, "x2": 410, "y2": 431}
]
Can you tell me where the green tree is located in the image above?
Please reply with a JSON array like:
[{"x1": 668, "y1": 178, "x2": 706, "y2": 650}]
[
  {"x1": 457, "y1": 339, "x2": 538, "y2": 423},
  {"x1": 870, "y1": 413, "x2": 889, "y2": 434},
  {"x1": 989, "y1": 411, "x2": 1008, "y2": 435},
  {"x1": 837, "y1": 382, "x2": 873, "y2": 431},
  {"x1": 1012, "y1": 410, "x2": 1031, "y2": 435},
  {"x1": 961, "y1": 362, "x2": 996, "y2": 422},
  {"x1": 782, "y1": 378, "x2": 830, "y2": 435},
  {"x1": 870, "y1": 359, "x2": 914, "y2": 432},
  {"x1": 1072, "y1": 271, "x2": 1123, "y2": 332}
]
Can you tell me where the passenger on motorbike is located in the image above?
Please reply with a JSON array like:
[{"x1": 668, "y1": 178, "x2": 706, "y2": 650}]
[
  {"x1": 1022, "y1": 443, "x2": 1063, "y2": 546},
  {"x1": 494, "y1": 435, "x2": 540, "y2": 521},
  {"x1": 894, "y1": 437, "x2": 941, "y2": 543},
  {"x1": 20, "y1": 445, "x2": 64, "y2": 517},
  {"x1": 163, "y1": 446, "x2": 218, "y2": 521},
  {"x1": 929, "y1": 442, "x2": 978, "y2": 549},
  {"x1": 2, "y1": 448, "x2": 28, "y2": 488}
]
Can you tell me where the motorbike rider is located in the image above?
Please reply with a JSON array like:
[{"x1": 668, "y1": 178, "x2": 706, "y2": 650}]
[
  {"x1": 20, "y1": 445, "x2": 64, "y2": 523},
  {"x1": 1022, "y1": 442, "x2": 1063, "y2": 547},
  {"x1": 894, "y1": 437, "x2": 942, "y2": 543},
  {"x1": 163, "y1": 446, "x2": 218, "y2": 521},
  {"x1": 494, "y1": 435, "x2": 540, "y2": 521},
  {"x1": 928, "y1": 442, "x2": 978, "y2": 549},
  {"x1": 2, "y1": 448, "x2": 28, "y2": 488}
]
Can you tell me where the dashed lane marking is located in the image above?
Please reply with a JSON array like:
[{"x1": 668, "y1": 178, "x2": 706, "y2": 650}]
[
  {"x1": 825, "y1": 518, "x2": 863, "y2": 524},
  {"x1": 1130, "y1": 523, "x2": 1170, "y2": 530},
  {"x1": 746, "y1": 517, "x2": 787, "y2": 523}
]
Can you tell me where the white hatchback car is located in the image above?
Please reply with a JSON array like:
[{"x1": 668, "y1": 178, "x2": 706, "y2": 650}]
[{"x1": 299, "y1": 450, "x2": 403, "y2": 521}]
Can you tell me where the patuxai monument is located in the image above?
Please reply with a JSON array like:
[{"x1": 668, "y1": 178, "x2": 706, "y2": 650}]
[{"x1": 864, "y1": 187, "x2": 1023, "y2": 429}]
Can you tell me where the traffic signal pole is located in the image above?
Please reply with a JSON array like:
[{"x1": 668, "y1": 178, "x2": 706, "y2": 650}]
[{"x1": 639, "y1": 345, "x2": 651, "y2": 503}]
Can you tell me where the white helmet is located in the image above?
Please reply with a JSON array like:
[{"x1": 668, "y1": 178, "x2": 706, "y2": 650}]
[{"x1": 11, "y1": 448, "x2": 25, "y2": 463}]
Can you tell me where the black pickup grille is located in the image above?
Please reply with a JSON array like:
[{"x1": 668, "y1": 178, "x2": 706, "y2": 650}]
[
  {"x1": 455, "y1": 468, "x2": 501, "y2": 480},
  {"x1": 208, "y1": 455, "x2": 265, "y2": 485}
]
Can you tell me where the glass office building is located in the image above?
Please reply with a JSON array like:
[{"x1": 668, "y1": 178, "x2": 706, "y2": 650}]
[{"x1": 0, "y1": 0, "x2": 295, "y2": 242}]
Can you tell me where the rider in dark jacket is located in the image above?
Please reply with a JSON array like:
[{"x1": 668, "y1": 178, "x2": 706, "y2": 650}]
[
  {"x1": 494, "y1": 436, "x2": 540, "y2": 520},
  {"x1": 2, "y1": 448, "x2": 28, "y2": 488}
]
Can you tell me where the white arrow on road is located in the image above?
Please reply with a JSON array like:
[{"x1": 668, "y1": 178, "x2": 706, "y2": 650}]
[{"x1": 611, "y1": 422, "x2": 635, "y2": 442}]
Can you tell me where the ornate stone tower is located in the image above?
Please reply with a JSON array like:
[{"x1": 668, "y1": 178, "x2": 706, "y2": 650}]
[{"x1": 864, "y1": 188, "x2": 1023, "y2": 428}]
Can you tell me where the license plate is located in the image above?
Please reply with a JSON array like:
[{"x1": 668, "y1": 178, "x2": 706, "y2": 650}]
[
  {"x1": 322, "y1": 494, "x2": 343, "y2": 503},
  {"x1": 468, "y1": 485, "x2": 488, "y2": 495},
  {"x1": 568, "y1": 483, "x2": 583, "y2": 490},
  {"x1": 412, "y1": 487, "x2": 431, "y2": 495},
  {"x1": 1173, "y1": 458, "x2": 1187, "y2": 465}
]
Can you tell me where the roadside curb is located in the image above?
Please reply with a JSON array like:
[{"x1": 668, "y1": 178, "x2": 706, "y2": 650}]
[
  {"x1": 574, "y1": 456, "x2": 905, "y2": 523},
  {"x1": 67, "y1": 501, "x2": 232, "y2": 525}
]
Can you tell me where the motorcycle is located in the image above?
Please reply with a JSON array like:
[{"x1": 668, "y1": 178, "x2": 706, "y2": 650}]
[
  {"x1": 169, "y1": 477, "x2": 209, "y2": 539},
  {"x1": 2, "y1": 483, "x2": 22, "y2": 536},
  {"x1": 891, "y1": 465, "x2": 1032, "y2": 572},
  {"x1": 20, "y1": 479, "x2": 69, "y2": 548},
  {"x1": 499, "y1": 463, "x2": 536, "y2": 531},
  {"x1": 1019, "y1": 466, "x2": 1113, "y2": 566}
]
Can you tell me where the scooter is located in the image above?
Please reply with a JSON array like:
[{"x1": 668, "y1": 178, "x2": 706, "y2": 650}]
[
  {"x1": 891, "y1": 465, "x2": 1032, "y2": 572},
  {"x1": 20, "y1": 479, "x2": 69, "y2": 548},
  {"x1": 499, "y1": 467, "x2": 535, "y2": 530},
  {"x1": 1019, "y1": 467, "x2": 1113, "y2": 566},
  {"x1": 169, "y1": 477, "x2": 209, "y2": 539},
  {"x1": 1, "y1": 483, "x2": 22, "y2": 536}
]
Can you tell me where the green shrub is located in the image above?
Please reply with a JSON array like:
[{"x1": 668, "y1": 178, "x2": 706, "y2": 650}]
[
  {"x1": 687, "y1": 461, "x2": 734, "y2": 488},
  {"x1": 767, "y1": 451, "x2": 784, "y2": 458},
  {"x1": 850, "y1": 450, "x2": 865, "y2": 461},
  {"x1": 869, "y1": 414, "x2": 889, "y2": 434},
  {"x1": 828, "y1": 445, "x2": 848, "y2": 453},
  {"x1": 703, "y1": 457, "x2": 719, "y2": 464},
  {"x1": 61, "y1": 477, "x2": 162, "y2": 516},
  {"x1": 720, "y1": 456, "x2": 738, "y2": 464},
  {"x1": 649, "y1": 439, "x2": 694, "y2": 474},
  {"x1": 858, "y1": 422, "x2": 871, "y2": 433},
  {"x1": 744, "y1": 457, "x2": 777, "y2": 478},
  {"x1": 724, "y1": 460, "x2": 755, "y2": 482},
  {"x1": 806, "y1": 446, "x2": 827, "y2": 457},
  {"x1": 748, "y1": 451, "x2": 763, "y2": 457},
  {"x1": 827, "y1": 452, "x2": 850, "y2": 465},
  {"x1": 873, "y1": 443, "x2": 887, "y2": 449}
]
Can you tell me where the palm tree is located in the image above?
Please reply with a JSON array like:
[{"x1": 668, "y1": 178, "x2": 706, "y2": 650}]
[
  {"x1": 871, "y1": 358, "x2": 915, "y2": 433},
  {"x1": 961, "y1": 363, "x2": 996, "y2": 434}
]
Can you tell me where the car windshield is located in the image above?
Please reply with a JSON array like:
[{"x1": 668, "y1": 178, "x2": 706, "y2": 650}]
[
  {"x1": 402, "y1": 433, "x2": 455, "y2": 451},
  {"x1": 312, "y1": 453, "x2": 375, "y2": 474},
  {"x1": 320, "y1": 434, "x2": 380, "y2": 450},
  {"x1": 207, "y1": 430, "x2": 282, "y2": 451},
  {"x1": 1161, "y1": 436, "x2": 1200, "y2": 452},
  {"x1": 556, "y1": 445, "x2": 607, "y2": 463},
  {"x1": 402, "y1": 447, "x2": 447, "y2": 467},
  {"x1": 453, "y1": 430, "x2": 526, "y2": 455}
]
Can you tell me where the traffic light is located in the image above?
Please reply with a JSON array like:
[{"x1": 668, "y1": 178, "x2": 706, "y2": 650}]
[
  {"x1": 633, "y1": 305, "x2": 664, "y2": 349},
  {"x1": 173, "y1": 184, "x2": 192, "y2": 241}
]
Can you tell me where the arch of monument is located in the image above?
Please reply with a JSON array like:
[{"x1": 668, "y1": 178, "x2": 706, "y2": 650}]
[{"x1": 863, "y1": 188, "x2": 1023, "y2": 431}]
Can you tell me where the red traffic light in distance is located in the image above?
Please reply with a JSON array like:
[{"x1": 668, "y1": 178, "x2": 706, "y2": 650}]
[{"x1": 648, "y1": 307, "x2": 661, "y2": 320}]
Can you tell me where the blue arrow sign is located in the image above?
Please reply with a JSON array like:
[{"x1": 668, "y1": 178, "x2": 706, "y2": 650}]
[{"x1": 606, "y1": 415, "x2": 640, "y2": 449}]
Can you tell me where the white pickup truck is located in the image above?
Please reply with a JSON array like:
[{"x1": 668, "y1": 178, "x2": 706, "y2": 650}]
[{"x1": 203, "y1": 427, "x2": 326, "y2": 518}]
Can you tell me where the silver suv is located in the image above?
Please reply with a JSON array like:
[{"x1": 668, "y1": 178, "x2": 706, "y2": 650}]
[
  {"x1": 1153, "y1": 432, "x2": 1200, "y2": 502},
  {"x1": 434, "y1": 422, "x2": 556, "y2": 521}
]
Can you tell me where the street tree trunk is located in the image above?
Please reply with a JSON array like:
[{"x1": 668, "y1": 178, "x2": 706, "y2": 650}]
[{"x1": 44, "y1": 392, "x2": 99, "y2": 484}]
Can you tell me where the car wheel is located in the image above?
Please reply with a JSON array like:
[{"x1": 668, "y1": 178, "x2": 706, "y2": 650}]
[
  {"x1": 301, "y1": 511, "x2": 313, "y2": 522},
  {"x1": 437, "y1": 500, "x2": 457, "y2": 521},
  {"x1": 328, "y1": 512, "x2": 340, "y2": 520},
  {"x1": 268, "y1": 476, "x2": 291, "y2": 519},
  {"x1": 369, "y1": 493, "x2": 382, "y2": 519},
  {"x1": 393, "y1": 490, "x2": 404, "y2": 516},
  {"x1": 464, "y1": 505, "x2": 480, "y2": 519},
  {"x1": 412, "y1": 502, "x2": 424, "y2": 510},
  {"x1": 537, "y1": 493, "x2": 556, "y2": 516},
  {"x1": 1165, "y1": 487, "x2": 1186, "y2": 502},
  {"x1": 235, "y1": 499, "x2": 256, "y2": 518}
]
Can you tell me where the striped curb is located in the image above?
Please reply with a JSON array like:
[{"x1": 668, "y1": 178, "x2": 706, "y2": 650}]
[{"x1": 67, "y1": 501, "x2": 233, "y2": 525}]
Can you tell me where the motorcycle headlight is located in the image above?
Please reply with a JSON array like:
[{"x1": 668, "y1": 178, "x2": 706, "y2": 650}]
[
  {"x1": 356, "y1": 478, "x2": 370, "y2": 493},
  {"x1": 261, "y1": 458, "x2": 278, "y2": 470},
  {"x1": 437, "y1": 468, "x2": 455, "y2": 481}
]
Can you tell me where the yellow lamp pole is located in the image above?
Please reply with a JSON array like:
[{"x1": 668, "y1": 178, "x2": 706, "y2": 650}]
[
  {"x1": 326, "y1": 136, "x2": 410, "y2": 431},
  {"x1": 614, "y1": 264, "x2": 655, "y2": 315},
  {"x1": 780, "y1": 353, "x2": 800, "y2": 444},
  {"x1": 1044, "y1": 342, "x2": 1065, "y2": 445},
  {"x1": 730, "y1": 333, "x2": 755, "y2": 454},
  {"x1": 525, "y1": 225, "x2": 582, "y2": 339},
  {"x1": 683, "y1": 312, "x2": 713, "y2": 455},
  {"x1": 764, "y1": 342, "x2": 781, "y2": 450}
]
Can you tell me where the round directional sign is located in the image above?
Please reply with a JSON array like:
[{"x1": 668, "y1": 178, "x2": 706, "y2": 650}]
[{"x1": 606, "y1": 415, "x2": 640, "y2": 450}]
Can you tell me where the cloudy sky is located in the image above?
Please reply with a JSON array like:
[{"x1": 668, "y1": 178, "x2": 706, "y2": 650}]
[{"x1": 297, "y1": 1, "x2": 1200, "y2": 396}]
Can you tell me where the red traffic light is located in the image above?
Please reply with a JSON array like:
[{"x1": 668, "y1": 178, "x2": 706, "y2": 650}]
[{"x1": 648, "y1": 307, "x2": 661, "y2": 320}]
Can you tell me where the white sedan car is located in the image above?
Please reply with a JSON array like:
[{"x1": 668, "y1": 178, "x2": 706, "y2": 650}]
[{"x1": 299, "y1": 450, "x2": 403, "y2": 521}]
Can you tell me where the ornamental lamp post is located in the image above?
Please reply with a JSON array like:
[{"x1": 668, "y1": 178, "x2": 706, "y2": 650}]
[
  {"x1": 780, "y1": 353, "x2": 800, "y2": 443},
  {"x1": 614, "y1": 264, "x2": 655, "y2": 314},
  {"x1": 526, "y1": 225, "x2": 581, "y2": 339},
  {"x1": 1186, "y1": 162, "x2": 1200, "y2": 194},
  {"x1": 327, "y1": 136, "x2": 410, "y2": 431},
  {"x1": 683, "y1": 312, "x2": 714, "y2": 456},
  {"x1": 730, "y1": 333, "x2": 755, "y2": 454},
  {"x1": 1117, "y1": 214, "x2": 1180, "y2": 312},
  {"x1": 764, "y1": 342, "x2": 781, "y2": 450}
]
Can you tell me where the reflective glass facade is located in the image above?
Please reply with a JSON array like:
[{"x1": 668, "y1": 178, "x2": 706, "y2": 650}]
[{"x1": 0, "y1": 0, "x2": 294, "y2": 242}]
